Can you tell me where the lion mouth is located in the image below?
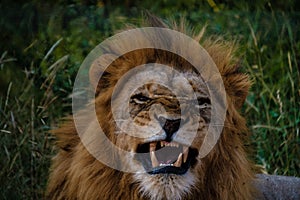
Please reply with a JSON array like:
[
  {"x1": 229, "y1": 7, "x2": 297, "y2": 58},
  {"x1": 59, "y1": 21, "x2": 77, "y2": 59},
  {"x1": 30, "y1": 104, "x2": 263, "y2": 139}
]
[{"x1": 136, "y1": 141, "x2": 198, "y2": 175}]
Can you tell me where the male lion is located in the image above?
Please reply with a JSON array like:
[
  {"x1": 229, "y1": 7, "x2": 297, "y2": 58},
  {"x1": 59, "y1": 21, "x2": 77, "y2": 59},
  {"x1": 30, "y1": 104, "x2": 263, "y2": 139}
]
[{"x1": 46, "y1": 15, "x2": 299, "y2": 200}]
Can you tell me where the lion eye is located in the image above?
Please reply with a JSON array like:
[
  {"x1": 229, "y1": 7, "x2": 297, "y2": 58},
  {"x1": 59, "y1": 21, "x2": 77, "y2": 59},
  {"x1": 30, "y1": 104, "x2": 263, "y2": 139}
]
[{"x1": 131, "y1": 94, "x2": 151, "y2": 104}]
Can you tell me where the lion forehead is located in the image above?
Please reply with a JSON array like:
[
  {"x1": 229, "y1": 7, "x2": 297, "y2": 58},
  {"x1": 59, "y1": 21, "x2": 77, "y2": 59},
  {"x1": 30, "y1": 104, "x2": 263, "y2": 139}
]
[{"x1": 129, "y1": 70, "x2": 209, "y2": 98}]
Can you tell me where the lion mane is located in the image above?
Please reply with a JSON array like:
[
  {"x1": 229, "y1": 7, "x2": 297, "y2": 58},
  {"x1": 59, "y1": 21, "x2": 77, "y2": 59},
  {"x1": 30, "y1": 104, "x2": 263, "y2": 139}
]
[{"x1": 46, "y1": 15, "x2": 258, "y2": 200}]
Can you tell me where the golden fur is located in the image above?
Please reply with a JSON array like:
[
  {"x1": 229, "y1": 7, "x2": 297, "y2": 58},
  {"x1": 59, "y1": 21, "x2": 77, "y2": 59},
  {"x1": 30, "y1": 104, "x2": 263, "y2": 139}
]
[{"x1": 46, "y1": 15, "x2": 257, "y2": 200}]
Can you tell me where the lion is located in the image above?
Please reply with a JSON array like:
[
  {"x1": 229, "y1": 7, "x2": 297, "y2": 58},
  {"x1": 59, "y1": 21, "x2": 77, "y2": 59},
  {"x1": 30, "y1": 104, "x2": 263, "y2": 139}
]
[{"x1": 46, "y1": 14, "x2": 300, "y2": 200}]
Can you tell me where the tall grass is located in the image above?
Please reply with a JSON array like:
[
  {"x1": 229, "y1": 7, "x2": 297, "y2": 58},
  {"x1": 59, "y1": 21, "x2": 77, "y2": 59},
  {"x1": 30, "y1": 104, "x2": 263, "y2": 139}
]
[
  {"x1": 0, "y1": 46, "x2": 69, "y2": 198},
  {"x1": 244, "y1": 13, "x2": 299, "y2": 175}
]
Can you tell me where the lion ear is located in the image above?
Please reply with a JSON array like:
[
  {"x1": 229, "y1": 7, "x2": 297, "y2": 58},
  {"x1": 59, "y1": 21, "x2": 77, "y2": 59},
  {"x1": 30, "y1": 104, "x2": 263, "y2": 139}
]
[
  {"x1": 89, "y1": 54, "x2": 117, "y2": 95},
  {"x1": 225, "y1": 72, "x2": 251, "y2": 109}
]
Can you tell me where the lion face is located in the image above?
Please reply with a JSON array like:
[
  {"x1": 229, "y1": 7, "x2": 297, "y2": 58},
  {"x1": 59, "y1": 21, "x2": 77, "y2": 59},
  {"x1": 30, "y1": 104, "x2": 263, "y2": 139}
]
[
  {"x1": 47, "y1": 16, "x2": 255, "y2": 200},
  {"x1": 110, "y1": 66, "x2": 212, "y2": 199}
]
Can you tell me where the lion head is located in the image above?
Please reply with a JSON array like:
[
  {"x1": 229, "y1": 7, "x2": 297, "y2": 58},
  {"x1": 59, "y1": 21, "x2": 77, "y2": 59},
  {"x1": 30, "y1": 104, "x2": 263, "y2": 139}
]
[{"x1": 47, "y1": 15, "x2": 256, "y2": 200}]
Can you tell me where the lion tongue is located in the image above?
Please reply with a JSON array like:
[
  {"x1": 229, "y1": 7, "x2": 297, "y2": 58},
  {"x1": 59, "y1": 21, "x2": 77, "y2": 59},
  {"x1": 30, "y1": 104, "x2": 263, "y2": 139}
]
[{"x1": 149, "y1": 142, "x2": 188, "y2": 168}]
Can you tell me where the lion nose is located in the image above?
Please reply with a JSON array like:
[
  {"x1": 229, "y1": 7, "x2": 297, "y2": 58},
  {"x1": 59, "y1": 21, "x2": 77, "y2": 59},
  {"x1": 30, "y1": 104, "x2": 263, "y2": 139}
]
[{"x1": 158, "y1": 117, "x2": 181, "y2": 142}]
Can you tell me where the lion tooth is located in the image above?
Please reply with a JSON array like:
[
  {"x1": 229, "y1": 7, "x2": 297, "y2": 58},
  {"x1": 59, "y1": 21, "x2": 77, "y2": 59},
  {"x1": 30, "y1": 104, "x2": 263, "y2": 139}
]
[
  {"x1": 160, "y1": 141, "x2": 164, "y2": 147},
  {"x1": 150, "y1": 142, "x2": 156, "y2": 152},
  {"x1": 174, "y1": 153, "x2": 183, "y2": 167},
  {"x1": 183, "y1": 146, "x2": 189, "y2": 163},
  {"x1": 160, "y1": 163, "x2": 173, "y2": 167},
  {"x1": 150, "y1": 151, "x2": 159, "y2": 168},
  {"x1": 183, "y1": 146, "x2": 188, "y2": 152},
  {"x1": 168, "y1": 142, "x2": 178, "y2": 147}
]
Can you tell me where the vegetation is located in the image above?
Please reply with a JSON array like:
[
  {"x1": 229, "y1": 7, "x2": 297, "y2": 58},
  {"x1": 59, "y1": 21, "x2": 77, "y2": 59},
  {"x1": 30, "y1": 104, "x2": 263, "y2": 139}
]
[{"x1": 0, "y1": 0, "x2": 299, "y2": 199}]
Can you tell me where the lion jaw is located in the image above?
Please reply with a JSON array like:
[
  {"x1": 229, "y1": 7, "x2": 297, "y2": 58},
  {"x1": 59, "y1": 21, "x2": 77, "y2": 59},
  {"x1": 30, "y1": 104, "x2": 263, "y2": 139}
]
[{"x1": 134, "y1": 169, "x2": 197, "y2": 200}]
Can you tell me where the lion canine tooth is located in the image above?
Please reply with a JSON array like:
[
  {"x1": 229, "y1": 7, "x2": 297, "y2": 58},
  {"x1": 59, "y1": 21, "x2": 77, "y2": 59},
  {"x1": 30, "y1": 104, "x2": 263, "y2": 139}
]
[
  {"x1": 183, "y1": 146, "x2": 189, "y2": 163},
  {"x1": 174, "y1": 153, "x2": 183, "y2": 167},
  {"x1": 150, "y1": 151, "x2": 159, "y2": 168},
  {"x1": 150, "y1": 142, "x2": 156, "y2": 152},
  {"x1": 160, "y1": 141, "x2": 164, "y2": 147},
  {"x1": 183, "y1": 146, "x2": 188, "y2": 152}
]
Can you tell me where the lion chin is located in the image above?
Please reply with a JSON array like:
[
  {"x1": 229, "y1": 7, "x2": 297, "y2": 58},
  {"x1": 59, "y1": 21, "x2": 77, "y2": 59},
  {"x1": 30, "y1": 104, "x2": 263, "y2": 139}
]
[
  {"x1": 46, "y1": 14, "x2": 258, "y2": 200},
  {"x1": 134, "y1": 170, "x2": 197, "y2": 200},
  {"x1": 132, "y1": 140, "x2": 200, "y2": 199}
]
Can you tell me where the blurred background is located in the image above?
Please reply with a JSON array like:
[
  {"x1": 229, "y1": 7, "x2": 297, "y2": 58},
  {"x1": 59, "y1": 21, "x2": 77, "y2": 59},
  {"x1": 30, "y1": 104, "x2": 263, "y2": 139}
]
[{"x1": 0, "y1": 0, "x2": 299, "y2": 199}]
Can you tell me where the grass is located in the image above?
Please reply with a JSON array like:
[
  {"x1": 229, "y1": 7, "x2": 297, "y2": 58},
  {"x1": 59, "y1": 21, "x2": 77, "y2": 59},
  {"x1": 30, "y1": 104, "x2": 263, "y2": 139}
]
[
  {"x1": 244, "y1": 14, "x2": 300, "y2": 175},
  {"x1": 0, "y1": 1, "x2": 299, "y2": 199},
  {"x1": 0, "y1": 48, "x2": 69, "y2": 198}
]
